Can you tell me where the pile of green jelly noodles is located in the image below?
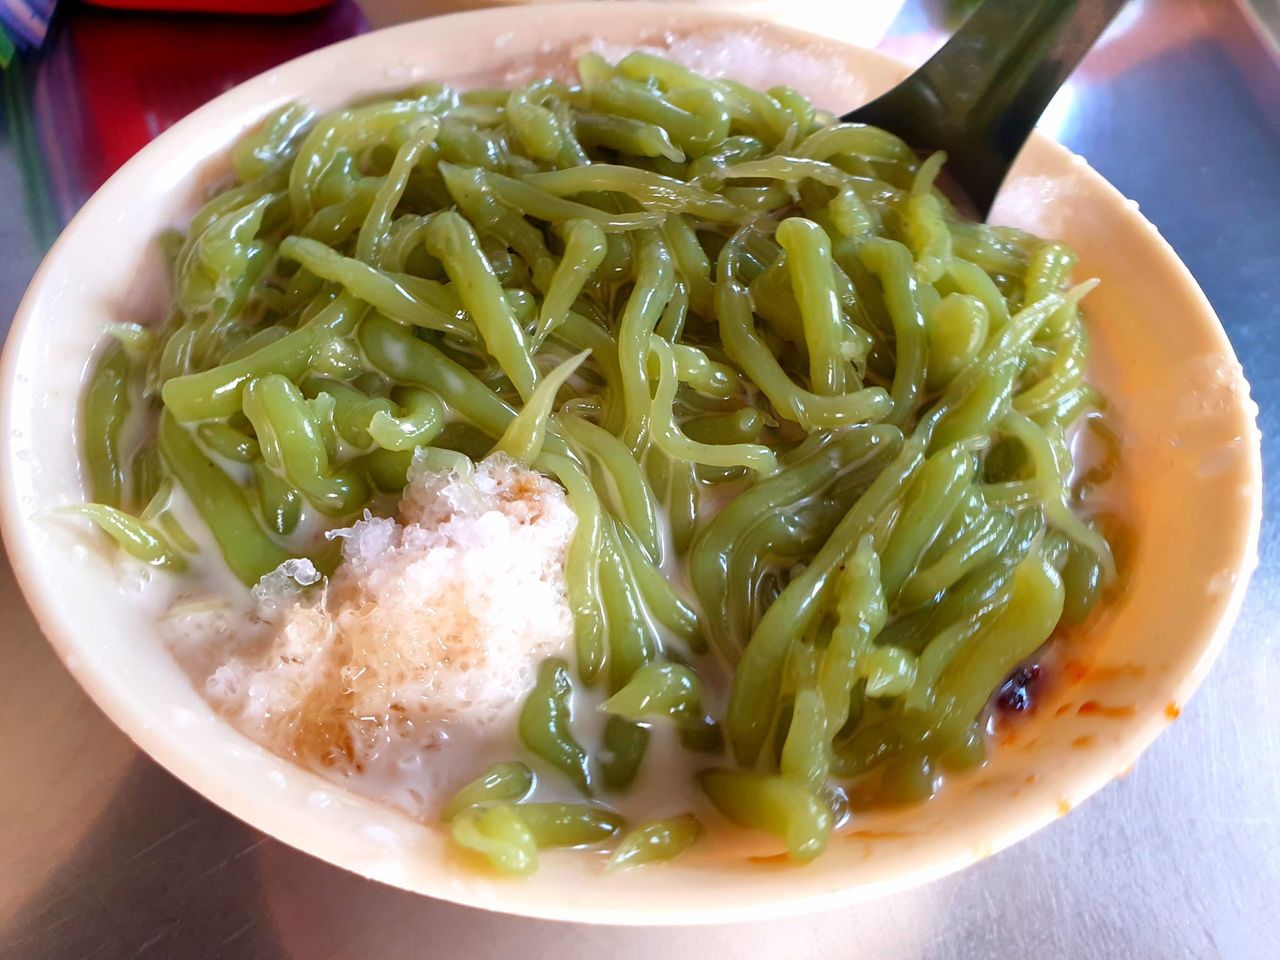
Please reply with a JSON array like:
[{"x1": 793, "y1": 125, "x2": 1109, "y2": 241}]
[{"x1": 75, "y1": 51, "x2": 1119, "y2": 875}]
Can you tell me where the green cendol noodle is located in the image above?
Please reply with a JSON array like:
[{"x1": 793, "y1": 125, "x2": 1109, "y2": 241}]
[{"x1": 75, "y1": 51, "x2": 1117, "y2": 873}]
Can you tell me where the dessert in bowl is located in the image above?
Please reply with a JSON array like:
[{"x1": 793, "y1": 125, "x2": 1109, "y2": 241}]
[{"x1": 0, "y1": 2, "x2": 1260, "y2": 924}]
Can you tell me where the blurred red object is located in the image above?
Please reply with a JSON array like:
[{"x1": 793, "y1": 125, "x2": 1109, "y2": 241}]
[
  {"x1": 29, "y1": 2, "x2": 365, "y2": 223},
  {"x1": 84, "y1": 0, "x2": 335, "y2": 12}
]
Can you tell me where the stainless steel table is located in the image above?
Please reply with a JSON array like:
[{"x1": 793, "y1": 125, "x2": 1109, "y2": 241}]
[{"x1": 2, "y1": 1, "x2": 1277, "y2": 956}]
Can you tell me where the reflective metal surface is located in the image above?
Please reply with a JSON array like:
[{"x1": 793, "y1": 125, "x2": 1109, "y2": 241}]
[{"x1": 1, "y1": 1, "x2": 1277, "y2": 956}]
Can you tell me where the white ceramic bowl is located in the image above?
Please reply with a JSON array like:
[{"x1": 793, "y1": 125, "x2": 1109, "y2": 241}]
[{"x1": 0, "y1": 3, "x2": 1262, "y2": 925}]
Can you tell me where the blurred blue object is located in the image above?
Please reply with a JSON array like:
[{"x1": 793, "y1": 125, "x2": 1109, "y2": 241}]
[{"x1": 1, "y1": 0, "x2": 56, "y2": 64}]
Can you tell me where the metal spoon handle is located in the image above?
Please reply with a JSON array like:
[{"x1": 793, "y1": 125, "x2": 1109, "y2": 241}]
[{"x1": 845, "y1": 0, "x2": 1128, "y2": 217}]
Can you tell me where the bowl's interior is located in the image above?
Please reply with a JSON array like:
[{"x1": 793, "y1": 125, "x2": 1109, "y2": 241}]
[{"x1": 0, "y1": 2, "x2": 1261, "y2": 925}]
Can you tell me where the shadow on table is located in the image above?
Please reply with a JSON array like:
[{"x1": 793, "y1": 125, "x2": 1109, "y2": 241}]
[
  {"x1": 5, "y1": 760, "x2": 938, "y2": 960},
  {"x1": 3, "y1": 755, "x2": 944, "y2": 960},
  {"x1": 2, "y1": 757, "x2": 284, "y2": 960}
]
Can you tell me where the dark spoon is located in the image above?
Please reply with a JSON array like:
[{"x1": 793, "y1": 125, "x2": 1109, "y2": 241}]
[{"x1": 843, "y1": 0, "x2": 1128, "y2": 219}]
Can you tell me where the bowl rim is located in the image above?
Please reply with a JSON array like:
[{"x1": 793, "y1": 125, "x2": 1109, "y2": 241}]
[{"x1": 0, "y1": 1, "x2": 1263, "y2": 925}]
